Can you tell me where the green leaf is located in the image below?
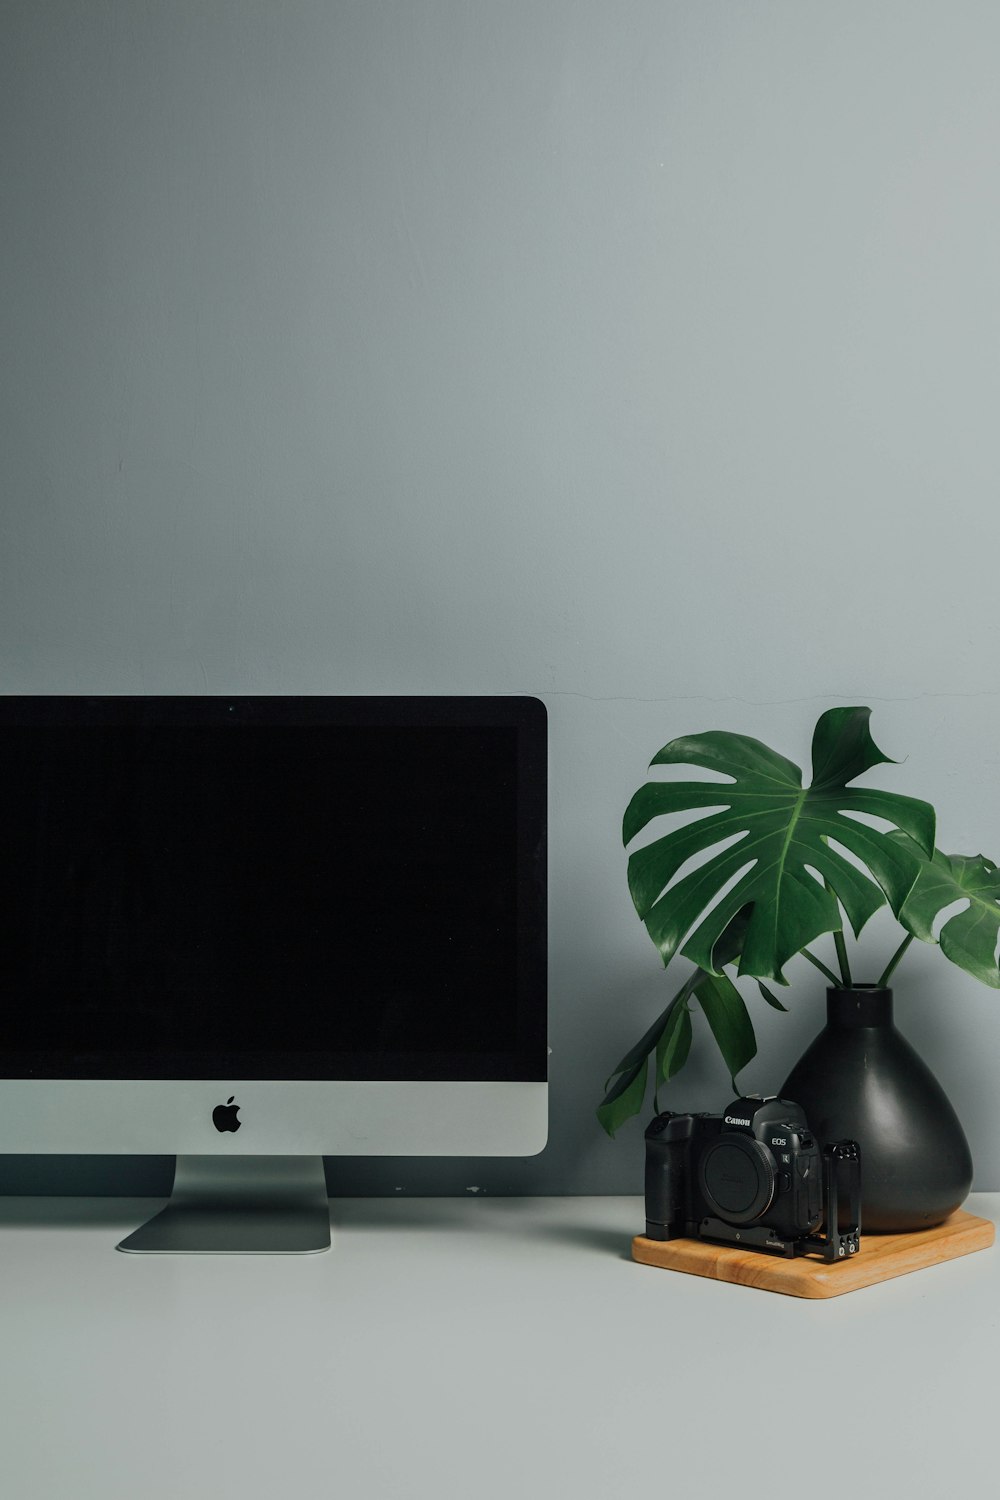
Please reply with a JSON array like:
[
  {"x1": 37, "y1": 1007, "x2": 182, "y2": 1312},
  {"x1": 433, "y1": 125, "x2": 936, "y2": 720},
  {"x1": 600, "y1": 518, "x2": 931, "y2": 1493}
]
[
  {"x1": 706, "y1": 904, "x2": 751, "y2": 968},
  {"x1": 692, "y1": 970, "x2": 756, "y2": 1087},
  {"x1": 596, "y1": 1055, "x2": 649, "y2": 1138},
  {"x1": 892, "y1": 833, "x2": 1000, "y2": 990},
  {"x1": 623, "y1": 706, "x2": 935, "y2": 984},
  {"x1": 597, "y1": 973, "x2": 699, "y2": 1136},
  {"x1": 810, "y1": 705, "x2": 898, "y2": 789},
  {"x1": 655, "y1": 994, "x2": 693, "y2": 1086},
  {"x1": 601, "y1": 991, "x2": 685, "y2": 1090},
  {"x1": 757, "y1": 981, "x2": 788, "y2": 1012}
]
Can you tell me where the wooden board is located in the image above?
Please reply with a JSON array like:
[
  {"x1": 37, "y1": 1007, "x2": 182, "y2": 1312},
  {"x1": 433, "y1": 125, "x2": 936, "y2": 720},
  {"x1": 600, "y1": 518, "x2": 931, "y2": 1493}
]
[{"x1": 631, "y1": 1209, "x2": 995, "y2": 1299}]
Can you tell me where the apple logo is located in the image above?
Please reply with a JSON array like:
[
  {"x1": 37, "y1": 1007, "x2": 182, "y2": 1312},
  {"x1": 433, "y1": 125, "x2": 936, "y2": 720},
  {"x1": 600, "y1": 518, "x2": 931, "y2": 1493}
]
[{"x1": 212, "y1": 1096, "x2": 241, "y2": 1133}]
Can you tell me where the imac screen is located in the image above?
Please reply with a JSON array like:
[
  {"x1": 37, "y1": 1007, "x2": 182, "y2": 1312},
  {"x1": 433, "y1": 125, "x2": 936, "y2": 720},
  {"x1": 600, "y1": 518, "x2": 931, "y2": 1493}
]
[{"x1": 0, "y1": 696, "x2": 547, "y2": 1085}]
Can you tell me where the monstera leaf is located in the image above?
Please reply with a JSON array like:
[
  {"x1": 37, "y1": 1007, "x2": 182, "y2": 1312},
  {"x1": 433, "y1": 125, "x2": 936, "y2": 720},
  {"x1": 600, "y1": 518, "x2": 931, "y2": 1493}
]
[
  {"x1": 597, "y1": 910, "x2": 758, "y2": 1136},
  {"x1": 891, "y1": 834, "x2": 1000, "y2": 989},
  {"x1": 596, "y1": 965, "x2": 759, "y2": 1137},
  {"x1": 623, "y1": 707, "x2": 936, "y2": 984}
]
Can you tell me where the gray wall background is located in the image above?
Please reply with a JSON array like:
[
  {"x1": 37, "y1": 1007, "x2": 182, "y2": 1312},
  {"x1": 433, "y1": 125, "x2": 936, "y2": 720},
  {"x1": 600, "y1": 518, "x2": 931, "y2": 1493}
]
[{"x1": 3, "y1": 0, "x2": 1000, "y2": 1196}]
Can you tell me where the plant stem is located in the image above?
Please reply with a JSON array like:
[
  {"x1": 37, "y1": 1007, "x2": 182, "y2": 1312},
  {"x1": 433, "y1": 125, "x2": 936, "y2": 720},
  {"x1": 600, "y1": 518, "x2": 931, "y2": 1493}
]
[
  {"x1": 878, "y1": 933, "x2": 914, "y2": 988},
  {"x1": 831, "y1": 927, "x2": 853, "y2": 987},
  {"x1": 823, "y1": 880, "x2": 852, "y2": 987},
  {"x1": 801, "y1": 947, "x2": 842, "y2": 986}
]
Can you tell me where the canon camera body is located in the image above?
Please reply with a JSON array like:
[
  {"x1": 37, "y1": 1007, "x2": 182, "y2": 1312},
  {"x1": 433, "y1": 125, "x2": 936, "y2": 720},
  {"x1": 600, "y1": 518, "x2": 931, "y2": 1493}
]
[{"x1": 644, "y1": 1095, "x2": 860, "y2": 1262}]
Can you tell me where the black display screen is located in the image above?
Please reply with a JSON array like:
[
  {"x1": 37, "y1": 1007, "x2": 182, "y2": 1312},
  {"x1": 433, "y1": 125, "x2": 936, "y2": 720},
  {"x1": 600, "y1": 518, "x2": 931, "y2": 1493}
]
[{"x1": 0, "y1": 697, "x2": 547, "y2": 1081}]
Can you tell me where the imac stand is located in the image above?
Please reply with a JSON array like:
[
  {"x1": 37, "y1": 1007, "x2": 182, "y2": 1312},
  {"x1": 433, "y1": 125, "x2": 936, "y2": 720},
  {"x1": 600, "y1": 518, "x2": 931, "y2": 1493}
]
[{"x1": 116, "y1": 1155, "x2": 332, "y2": 1254}]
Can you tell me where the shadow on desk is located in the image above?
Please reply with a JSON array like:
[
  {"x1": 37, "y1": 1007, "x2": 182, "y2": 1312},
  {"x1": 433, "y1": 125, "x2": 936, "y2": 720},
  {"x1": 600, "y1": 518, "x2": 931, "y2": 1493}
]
[
  {"x1": 0, "y1": 1192, "x2": 640, "y2": 1262},
  {"x1": 330, "y1": 1195, "x2": 639, "y2": 1260},
  {"x1": 0, "y1": 1196, "x2": 168, "y2": 1230}
]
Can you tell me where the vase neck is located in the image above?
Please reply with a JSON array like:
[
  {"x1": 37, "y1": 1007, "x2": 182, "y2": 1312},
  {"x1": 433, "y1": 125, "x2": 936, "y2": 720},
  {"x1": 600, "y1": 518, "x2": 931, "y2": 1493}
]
[{"x1": 826, "y1": 986, "x2": 893, "y2": 1028}]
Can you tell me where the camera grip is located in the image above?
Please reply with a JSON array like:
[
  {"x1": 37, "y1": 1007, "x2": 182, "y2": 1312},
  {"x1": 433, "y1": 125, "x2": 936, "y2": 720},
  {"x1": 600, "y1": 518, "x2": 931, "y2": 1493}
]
[{"x1": 644, "y1": 1114, "x2": 693, "y2": 1240}]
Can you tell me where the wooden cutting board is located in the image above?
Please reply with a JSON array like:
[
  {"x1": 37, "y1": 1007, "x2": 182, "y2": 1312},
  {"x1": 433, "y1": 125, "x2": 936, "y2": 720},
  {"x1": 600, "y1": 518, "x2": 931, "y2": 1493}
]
[{"x1": 631, "y1": 1209, "x2": 995, "y2": 1298}]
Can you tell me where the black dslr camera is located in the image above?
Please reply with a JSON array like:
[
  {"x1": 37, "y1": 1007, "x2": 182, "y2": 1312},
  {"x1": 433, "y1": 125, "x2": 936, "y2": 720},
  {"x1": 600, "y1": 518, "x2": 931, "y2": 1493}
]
[{"x1": 644, "y1": 1095, "x2": 861, "y2": 1262}]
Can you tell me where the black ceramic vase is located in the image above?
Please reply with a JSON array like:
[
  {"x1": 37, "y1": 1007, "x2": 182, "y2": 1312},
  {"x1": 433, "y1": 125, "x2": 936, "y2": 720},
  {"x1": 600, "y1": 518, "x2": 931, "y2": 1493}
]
[{"x1": 780, "y1": 985, "x2": 973, "y2": 1233}]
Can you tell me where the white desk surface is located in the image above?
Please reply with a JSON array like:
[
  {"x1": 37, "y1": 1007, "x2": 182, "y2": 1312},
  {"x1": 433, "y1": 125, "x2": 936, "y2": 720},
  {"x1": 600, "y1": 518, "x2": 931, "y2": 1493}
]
[{"x1": 1, "y1": 1192, "x2": 996, "y2": 1500}]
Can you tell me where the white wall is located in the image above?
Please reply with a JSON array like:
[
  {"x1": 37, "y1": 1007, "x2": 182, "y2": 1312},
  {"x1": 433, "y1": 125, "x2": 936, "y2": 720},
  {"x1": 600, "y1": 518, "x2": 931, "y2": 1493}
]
[{"x1": 3, "y1": 0, "x2": 1000, "y2": 1193}]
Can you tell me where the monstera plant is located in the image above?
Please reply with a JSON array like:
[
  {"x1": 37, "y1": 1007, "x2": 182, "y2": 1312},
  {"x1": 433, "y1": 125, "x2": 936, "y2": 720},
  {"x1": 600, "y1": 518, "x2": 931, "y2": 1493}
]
[{"x1": 598, "y1": 706, "x2": 1000, "y2": 1136}]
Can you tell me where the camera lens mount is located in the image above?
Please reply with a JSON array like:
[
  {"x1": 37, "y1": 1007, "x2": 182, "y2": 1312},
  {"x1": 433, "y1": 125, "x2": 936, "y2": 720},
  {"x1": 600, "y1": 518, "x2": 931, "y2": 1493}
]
[{"x1": 697, "y1": 1136, "x2": 775, "y2": 1225}]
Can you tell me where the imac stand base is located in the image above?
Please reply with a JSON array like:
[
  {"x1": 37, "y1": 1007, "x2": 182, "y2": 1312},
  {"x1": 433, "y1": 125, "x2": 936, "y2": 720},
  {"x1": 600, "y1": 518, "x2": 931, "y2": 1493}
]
[{"x1": 116, "y1": 1155, "x2": 332, "y2": 1254}]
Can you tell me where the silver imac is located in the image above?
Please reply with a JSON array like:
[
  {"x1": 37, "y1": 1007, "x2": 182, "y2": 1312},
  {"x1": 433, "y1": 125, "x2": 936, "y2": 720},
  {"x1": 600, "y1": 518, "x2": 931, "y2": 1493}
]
[{"x1": 0, "y1": 696, "x2": 548, "y2": 1253}]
